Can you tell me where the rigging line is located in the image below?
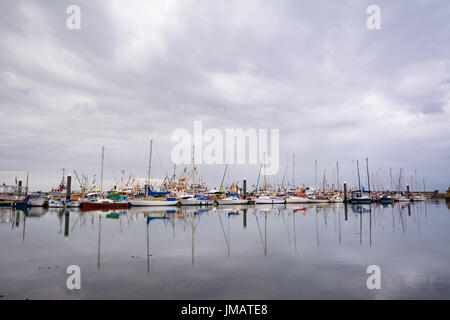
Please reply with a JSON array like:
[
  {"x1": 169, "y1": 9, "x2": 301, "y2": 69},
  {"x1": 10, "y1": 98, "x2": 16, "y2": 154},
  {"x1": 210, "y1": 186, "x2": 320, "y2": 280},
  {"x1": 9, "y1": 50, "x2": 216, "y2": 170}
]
[
  {"x1": 216, "y1": 210, "x2": 228, "y2": 249},
  {"x1": 281, "y1": 209, "x2": 291, "y2": 244},
  {"x1": 154, "y1": 147, "x2": 168, "y2": 178},
  {"x1": 152, "y1": 223, "x2": 170, "y2": 257},
  {"x1": 105, "y1": 151, "x2": 117, "y2": 183},
  {"x1": 101, "y1": 218, "x2": 120, "y2": 263}
]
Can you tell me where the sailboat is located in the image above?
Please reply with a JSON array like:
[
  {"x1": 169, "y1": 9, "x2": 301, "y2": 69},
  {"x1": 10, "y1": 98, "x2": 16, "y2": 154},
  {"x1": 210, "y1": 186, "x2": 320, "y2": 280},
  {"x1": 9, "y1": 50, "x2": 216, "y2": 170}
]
[
  {"x1": 351, "y1": 159, "x2": 371, "y2": 204},
  {"x1": 129, "y1": 140, "x2": 177, "y2": 207},
  {"x1": 216, "y1": 196, "x2": 249, "y2": 205},
  {"x1": 255, "y1": 194, "x2": 285, "y2": 204}
]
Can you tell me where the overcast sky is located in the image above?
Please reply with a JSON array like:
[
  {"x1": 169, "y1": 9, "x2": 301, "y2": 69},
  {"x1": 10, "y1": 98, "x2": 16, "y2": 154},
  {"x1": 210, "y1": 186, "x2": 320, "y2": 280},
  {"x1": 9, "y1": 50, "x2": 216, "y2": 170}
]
[{"x1": 0, "y1": 0, "x2": 449, "y2": 191}]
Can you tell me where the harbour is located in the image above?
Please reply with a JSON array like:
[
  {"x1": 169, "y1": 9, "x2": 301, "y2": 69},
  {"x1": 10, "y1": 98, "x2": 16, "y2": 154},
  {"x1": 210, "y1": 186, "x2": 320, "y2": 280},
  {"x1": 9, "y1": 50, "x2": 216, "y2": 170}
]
[
  {"x1": 1, "y1": 0, "x2": 449, "y2": 305},
  {"x1": 1, "y1": 200, "x2": 449, "y2": 299}
]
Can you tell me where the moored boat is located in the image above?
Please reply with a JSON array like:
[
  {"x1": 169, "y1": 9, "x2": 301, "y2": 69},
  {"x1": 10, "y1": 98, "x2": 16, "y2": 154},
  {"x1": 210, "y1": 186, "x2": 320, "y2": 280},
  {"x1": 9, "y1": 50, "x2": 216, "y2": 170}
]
[
  {"x1": 216, "y1": 197, "x2": 249, "y2": 205},
  {"x1": 285, "y1": 196, "x2": 309, "y2": 203},
  {"x1": 255, "y1": 195, "x2": 285, "y2": 204},
  {"x1": 412, "y1": 194, "x2": 425, "y2": 202},
  {"x1": 378, "y1": 195, "x2": 394, "y2": 204},
  {"x1": 48, "y1": 199, "x2": 65, "y2": 208},
  {"x1": 130, "y1": 197, "x2": 177, "y2": 206},
  {"x1": 178, "y1": 194, "x2": 213, "y2": 206},
  {"x1": 81, "y1": 198, "x2": 130, "y2": 210},
  {"x1": 28, "y1": 195, "x2": 47, "y2": 207}
]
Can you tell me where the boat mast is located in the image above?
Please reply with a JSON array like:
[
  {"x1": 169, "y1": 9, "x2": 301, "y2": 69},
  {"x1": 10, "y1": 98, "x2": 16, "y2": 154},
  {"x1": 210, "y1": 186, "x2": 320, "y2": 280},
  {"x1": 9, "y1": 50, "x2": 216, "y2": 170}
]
[
  {"x1": 220, "y1": 163, "x2": 228, "y2": 192},
  {"x1": 255, "y1": 161, "x2": 263, "y2": 192},
  {"x1": 263, "y1": 152, "x2": 267, "y2": 191},
  {"x1": 25, "y1": 172, "x2": 29, "y2": 196},
  {"x1": 356, "y1": 160, "x2": 361, "y2": 195},
  {"x1": 192, "y1": 144, "x2": 195, "y2": 188},
  {"x1": 147, "y1": 139, "x2": 153, "y2": 196},
  {"x1": 389, "y1": 168, "x2": 393, "y2": 192},
  {"x1": 292, "y1": 153, "x2": 295, "y2": 188},
  {"x1": 315, "y1": 160, "x2": 318, "y2": 191},
  {"x1": 336, "y1": 161, "x2": 340, "y2": 191},
  {"x1": 366, "y1": 157, "x2": 371, "y2": 196},
  {"x1": 414, "y1": 169, "x2": 418, "y2": 192},
  {"x1": 100, "y1": 146, "x2": 105, "y2": 193}
]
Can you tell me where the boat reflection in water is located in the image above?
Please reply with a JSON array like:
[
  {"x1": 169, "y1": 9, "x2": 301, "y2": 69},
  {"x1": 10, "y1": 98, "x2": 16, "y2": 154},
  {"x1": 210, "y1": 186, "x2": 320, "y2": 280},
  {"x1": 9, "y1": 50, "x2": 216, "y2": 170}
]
[{"x1": 0, "y1": 201, "x2": 449, "y2": 299}]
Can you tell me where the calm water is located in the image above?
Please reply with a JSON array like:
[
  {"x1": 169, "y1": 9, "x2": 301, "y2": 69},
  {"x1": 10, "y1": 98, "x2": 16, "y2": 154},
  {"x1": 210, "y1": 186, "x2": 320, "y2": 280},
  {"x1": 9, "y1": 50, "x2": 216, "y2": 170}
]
[{"x1": 1, "y1": 201, "x2": 450, "y2": 300}]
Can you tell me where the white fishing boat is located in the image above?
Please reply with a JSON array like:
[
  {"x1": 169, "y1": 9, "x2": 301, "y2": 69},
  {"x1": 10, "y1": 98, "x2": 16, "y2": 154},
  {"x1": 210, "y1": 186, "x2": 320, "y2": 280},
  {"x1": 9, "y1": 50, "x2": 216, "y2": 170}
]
[
  {"x1": 28, "y1": 195, "x2": 47, "y2": 207},
  {"x1": 130, "y1": 197, "x2": 177, "y2": 206},
  {"x1": 216, "y1": 197, "x2": 249, "y2": 205},
  {"x1": 285, "y1": 196, "x2": 309, "y2": 203},
  {"x1": 178, "y1": 194, "x2": 213, "y2": 206},
  {"x1": 395, "y1": 194, "x2": 411, "y2": 202},
  {"x1": 329, "y1": 195, "x2": 344, "y2": 203},
  {"x1": 412, "y1": 194, "x2": 426, "y2": 201},
  {"x1": 378, "y1": 195, "x2": 394, "y2": 204},
  {"x1": 66, "y1": 199, "x2": 81, "y2": 207},
  {"x1": 48, "y1": 199, "x2": 64, "y2": 208},
  {"x1": 351, "y1": 195, "x2": 371, "y2": 204},
  {"x1": 255, "y1": 195, "x2": 285, "y2": 204}
]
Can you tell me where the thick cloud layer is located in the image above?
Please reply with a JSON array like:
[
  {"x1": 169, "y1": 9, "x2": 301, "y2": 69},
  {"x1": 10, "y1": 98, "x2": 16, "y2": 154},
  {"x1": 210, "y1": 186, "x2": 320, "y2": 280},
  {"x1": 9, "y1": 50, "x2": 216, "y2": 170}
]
[{"x1": 0, "y1": 0, "x2": 449, "y2": 191}]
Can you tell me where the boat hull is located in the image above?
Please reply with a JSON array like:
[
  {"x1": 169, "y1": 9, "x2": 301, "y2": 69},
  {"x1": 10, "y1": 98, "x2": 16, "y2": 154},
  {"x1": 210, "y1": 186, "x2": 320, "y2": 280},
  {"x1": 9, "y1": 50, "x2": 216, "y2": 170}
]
[
  {"x1": 286, "y1": 197, "x2": 309, "y2": 204},
  {"x1": 130, "y1": 199, "x2": 177, "y2": 206},
  {"x1": 308, "y1": 199, "x2": 330, "y2": 203},
  {"x1": 179, "y1": 199, "x2": 213, "y2": 206},
  {"x1": 0, "y1": 200, "x2": 13, "y2": 207},
  {"x1": 81, "y1": 201, "x2": 130, "y2": 210},
  {"x1": 255, "y1": 199, "x2": 285, "y2": 204},
  {"x1": 216, "y1": 199, "x2": 249, "y2": 205},
  {"x1": 28, "y1": 197, "x2": 46, "y2": 207}
]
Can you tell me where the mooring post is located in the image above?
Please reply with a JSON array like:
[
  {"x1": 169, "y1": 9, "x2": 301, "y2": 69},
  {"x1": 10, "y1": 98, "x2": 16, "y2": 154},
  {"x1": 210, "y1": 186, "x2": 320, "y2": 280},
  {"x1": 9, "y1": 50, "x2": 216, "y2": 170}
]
[
  {"x1": 243, "y1": 177, "x2": 247, "y2": 199},
  {"x1": 406, "y1": 184, "x2": 410, "y2": 198},
  {"x1": 344, "y1": 202, "x2": 348, "y2": 222},
  {"x1": 243, "y1": 208, "x2": 247, "y2": 230},
  {"x1": 18, "y1": 180, "x2": 22, "y2": 196},
  {"x1": 64, "y1": 210, "x2": 70, "y2": 239},
  {"x1": 343, "y1": 182, "x2": 347, "y2": 202},
  {"x1": 66, "y1": 174, "x2": 72, "y2": 204}
]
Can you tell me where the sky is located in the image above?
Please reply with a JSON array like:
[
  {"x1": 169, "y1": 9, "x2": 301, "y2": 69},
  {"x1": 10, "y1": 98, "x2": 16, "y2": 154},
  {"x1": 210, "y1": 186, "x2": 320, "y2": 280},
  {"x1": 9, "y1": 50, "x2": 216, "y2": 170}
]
[{"x1": 0, "y1": 0, "x2": 449, "y2": 191}]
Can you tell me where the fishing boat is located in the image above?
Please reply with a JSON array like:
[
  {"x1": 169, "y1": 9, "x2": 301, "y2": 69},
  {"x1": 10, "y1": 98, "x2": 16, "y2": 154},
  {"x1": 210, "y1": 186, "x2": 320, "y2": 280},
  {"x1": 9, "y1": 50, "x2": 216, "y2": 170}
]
[
  {"x1": 28, "y1": 195, "x2": 47, "y2": 207},
  {"x1": 307, "y1": 196, "x2": 330, "y2": 203},
  {"x1": 216, "y1": 196, "x2": 249, "y2": 205},
  {"x1": 395, "y1": 194, "x2": 411, "y2": 202},
  {"x1": 48, "y1": 199, "x2": 65, "y2": 208},
  {"x1": 329, "y1": 195, "x2": 344, "y2": 203},
  {"x1": 81, "y1": 198, "x2": 130, "y2": 210},
  {"x1": 66, "y1": 199, "x2": 82, "y2": 207},
  {"x1": 255, "y1": 195, "x2": 285, "y2": 204},
  {"x1": 130, "y1": 197, "x2": 177, "y2": 206},
  {"x1": 378, "y1": 194, "x2": 394, "y2": 204},
  {"x1": 351, "y1": 194, "x2": 371, "y2": 204},
  {"x1": 178, "y1": 194, "x2": 213, "y2": 206},
  {"x1": 412, "y1": 194, "x2": 426, "y2": 202},
  {"x1": 285, "y1": 195, "x2": 309, "y2": 203}
]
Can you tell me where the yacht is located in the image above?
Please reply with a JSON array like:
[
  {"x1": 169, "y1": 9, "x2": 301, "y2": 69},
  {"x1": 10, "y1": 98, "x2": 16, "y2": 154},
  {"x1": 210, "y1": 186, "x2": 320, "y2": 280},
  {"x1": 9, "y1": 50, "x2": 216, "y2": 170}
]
[{"x1": 255, "y1": 195, "x2": 285, "y2": 204}]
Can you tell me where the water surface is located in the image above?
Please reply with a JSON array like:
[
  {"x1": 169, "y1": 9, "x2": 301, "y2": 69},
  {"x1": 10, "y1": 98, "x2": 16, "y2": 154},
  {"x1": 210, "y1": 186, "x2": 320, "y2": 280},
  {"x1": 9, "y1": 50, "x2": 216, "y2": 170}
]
[{"x1": 1, "y1": 201, "x2": 449, "y2": 299}]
